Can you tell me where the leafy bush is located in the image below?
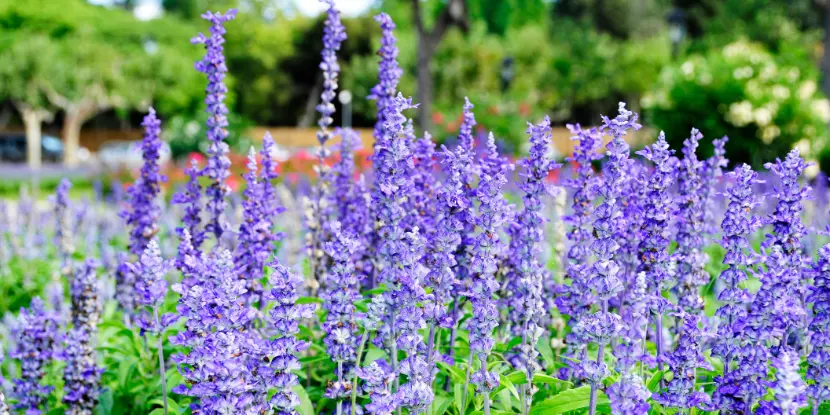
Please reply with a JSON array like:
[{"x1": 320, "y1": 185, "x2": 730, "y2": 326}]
[{"x1": 643, "y1": 39, "x2": 830, "y2": 168}]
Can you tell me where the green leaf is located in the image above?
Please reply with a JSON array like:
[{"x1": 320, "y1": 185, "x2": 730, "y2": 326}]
[
  {"x1": 498, "y1": 372, "x2": 521, "y2": 401},
  {"x1": 437, "y1": 361, "x2": 466, "y2": 384},
  {"x1": 296, "y1": 296, "x2": 324, "y2": 305},
  {"x1": 293, "y1": 384, "x2": 314, "y2": 415},
  {"x1": 433, "y1": 395, "x2": 452, "y2": 415},
  {"x1": 529, "y1": 385, "x2": 608, "y2": 415},
  {"x1": 532, "y1": 373, "x2": 572, "y2": 388},
  {"x1": 647, "y1": 370, "x2": 666, "y2": 392}
]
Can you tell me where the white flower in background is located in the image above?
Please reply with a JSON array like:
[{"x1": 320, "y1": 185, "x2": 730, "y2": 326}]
[
  {"x1": 805, "y1": 125, "x2": 817, "y2": 137},
  {"x1": 806, "y1": 162, "x2": 821, "y2": 179},
  {"x1": 799, "y1": 80, "x2": 817, "y2": 99},
  {"x1": 682, "y1": 61, "x2": 695, "y2": 78},
  {"x1": 772, "y1": 85, "x2": 790, "y2": 100},
  {"x1": 759, "y1": 64, "x2": 777, "y2": 81},
  {"x1": 765, "y1": 102, "x2": 780, "y2": 116},
  {"x1": 787, "y1": 67, "x2": 801, "y2": 83},
  {"x1": 746, "y1": 80, "x2": 762, "y2": 99},
  {"x1": 754, "y1": 107, "x2": 773, "y2": 127},
  {"x1": 727, "y1": 101, "x2": 754, "y2": 127},
  {"x1": 794, "y1": 139, "x2": 811, "y2": 155},
  {"x1": 760, "y1": 125, "x2": 781, "y2": 144},
  {"x1": 699, "y1": 72, "x2": 712, "y2": 85},
  {"x1": 733, "y1": 66, "x2": 754, "y2": 80},
  {"x1": 812, "y1": 99, "x2": 830, "y2": 122}
]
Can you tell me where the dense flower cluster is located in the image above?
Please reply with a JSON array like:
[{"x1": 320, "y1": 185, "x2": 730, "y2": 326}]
[
  {"x1": 192, "y1": 9, "x2": 237, "y2": 242},
  {"x1": 9, "y1": 5, "x2": 830, "y2": 415}
]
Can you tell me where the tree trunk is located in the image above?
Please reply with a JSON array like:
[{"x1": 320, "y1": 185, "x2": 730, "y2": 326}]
[
  {"x1": 417, "y1": 42, "x2": 434, "y2": 134},
  {"x1": 63, "y1": 110, "x2": 83, "y2": 168},
  {"x1": 21, "y1": 109, "x2": 43, "y2": 170}
]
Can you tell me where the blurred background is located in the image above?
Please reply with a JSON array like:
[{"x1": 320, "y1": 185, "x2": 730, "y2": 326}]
[{"x1": 1, "y1": 0, "x2": 830, "y2": 193}]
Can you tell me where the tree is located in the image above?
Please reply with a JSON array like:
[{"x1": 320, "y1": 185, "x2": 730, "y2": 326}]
[
  {"x1": 412, "y1": 0, "x2": 469, "y2": 132},
  {"x1": 0, "y1": 33, "x2": 57, "y2": 170},
  {"x1": 46, "y1": 33, "x2": 151, "y2": 167}
]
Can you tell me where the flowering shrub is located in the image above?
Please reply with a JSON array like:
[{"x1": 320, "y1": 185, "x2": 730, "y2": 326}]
[
  {"x1": 644, "y1": 39, "x2": 830, "y2": 170},
  {"x1": 3, "y1": 3, "x2": 830, "y2": 415}
]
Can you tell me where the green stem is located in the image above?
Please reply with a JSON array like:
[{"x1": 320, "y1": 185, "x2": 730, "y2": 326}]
[
  {"x1": 351, "y1": 331, "x2": 370, "y2": 415},
  {"x1": 461, "y1": 353, "x2": 473, "y2": 414},
  {"x1": 154, "y1": 308, "x2": 169, "y2": 415}
]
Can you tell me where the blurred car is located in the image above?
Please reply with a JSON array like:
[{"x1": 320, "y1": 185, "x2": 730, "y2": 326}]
[
  {"x1": 98, "y1": 140, "x2": 171, "y2": 171},
  {"x1": 0, "y1": 133, "x2": 64, "y2": 163}
]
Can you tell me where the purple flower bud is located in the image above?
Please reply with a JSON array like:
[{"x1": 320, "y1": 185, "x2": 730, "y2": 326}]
[
  {"x1": 59, "y1": 328, "x2": 103, "y2": 415},
  {"x1": 171, "y1": 159, "x2": 204, "y2": 253},
  {"x1": 124, "y1": 108, "x2": 166, "y2": 256}
]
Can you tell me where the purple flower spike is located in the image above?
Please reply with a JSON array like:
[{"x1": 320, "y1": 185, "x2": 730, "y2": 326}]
[
  {"x1": 654, "y1": 312, "x2": 713, "y2": 410},
  {"x1": 506, "y1": 117, "x2": 559, "y2": 402},
  {"x1": 710, "y1": 164, "x2": 764, "y2": 412},
  {"x1": 71, "y1": 259, "x2": 101, "y2": 335},
  {"x1": 192, "y1": 9, "x2": 237, "y2": 242},
  {"x1": 317, "y1": 0, "x2": 347, "y2": 150},
  {"x1": 0, "y1": 351, "x2": 8, "y2": 415},
  {"x1": 368, "y1": 13, "x2": 403, "y2": 142},
  {"x1": 468, "y1": 134, "x2": 512, "y2": 399},
  {"x1": 745, "y1": 149, "x2": 811, "y2": 345},
  {"x1": 702, "y1": 136, "x2": 729, "y2": 235},
  {"x1": 358, "y1": 360, "x2": 399, "y2": 415},
  {"x1": 60, "y1": 328, "x2": 104, "y2": 415},
  {"x1": 129, "y1": 240, "x2": 175, "y2": 335},
  {"x1": 321, "y1": 221, "x2": 362, "y2": 401},
  {"x1": 580, "y1": 102, "x2": 639, "y2": 414},
  {"x1": 11, "y1": 298, "x2": 60, "y2": 415},
  {"x1": 55, "y1": 178, "x2": 74, "y2": 273},
  {"x1": 261, "y1": 259, "x2": 316, "y2": 413},
  {"x1": 675, "y1": 128, "x2": 708, "y2": 315},
  {"x1": 171, "y1": 249, "x2": 262, "y2": 414},
  {"x1": 171, "y1": 159, "x2": 204, "y2": 254},
  {"x1": 235, "y1": 148, "x2": 273, "y2": 305},
  {"x1": 756, "y1": 347, "x2": 807, "y2": 415},
  {"x1": 124, "y1": 108, "x2": 166, "y2": 257},
  {"x1": 808, "y1": 244, "x2": 830, "y2": 405},
  {"x1": 556, "y1": 123, "x2": 602, "y2": 379},
  {"x1": 608, "y1": 272, "x2": 651, "y2": 415}
]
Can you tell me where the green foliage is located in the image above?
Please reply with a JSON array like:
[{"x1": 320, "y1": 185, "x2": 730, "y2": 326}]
[{"x1": 644, "y1": 39, "x2": 830, "y2": 168}]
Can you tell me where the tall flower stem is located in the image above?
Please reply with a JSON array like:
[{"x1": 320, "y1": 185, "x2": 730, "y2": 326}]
[{"x1": 350, "y1": 330, "x2": 369, "y2": 415}]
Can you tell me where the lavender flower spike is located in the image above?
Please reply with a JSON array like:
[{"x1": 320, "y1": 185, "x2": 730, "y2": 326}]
[
  {"x1": 654, "y1": 312, "x2": 713, "y2": 410},
  {"x1": 317, "y1": 0, "x2": 347, "y2": 149},
  {"x1": 467, "y1": 134, "x2": 512, "y2": 413},
  {"x1": 55, "y1": 178, "x2": 74, "y2": 274},
  {"x1": 702, "y1": 136, "x2": 729, "y2": 235},
  {"x1": 710, "y1": 164, "x2": 764, "y2": 412},
  {"x1": 192, "y1": 9, "x2": 237, "y2": 242},
  {"x1": 745, "y1": 149, "x2": 811, "y2": 346},
  {"x1": 368, "y1": 13, "x2": 403, "y2": 141},
  {"x1": 675, "y1": 128, "x2": 708, "y2": 315},
  {"x1": 607, "y1": 272, "x2": 651, "y2": 415},
  {"x1": 11, "y1": 297, "x2": 60, "y2": 415},
  {"x1": 322, "y1": 222, "x2": 362, "y2": 410},
  {"x1": 507, "y1": 117, "x2": 559, "y2": 412},
  {"x1": 171, "y1": 250, "x2": 261, "y2": 414},
  {"x1": 171, "y1": 159, "x2": 204, "y2": 253},
  {"x1": 124, "y1": 108, "x2": 166, "y2": 256},
  {"x1": 261, "y1": 259, "x2": 316, "y2": 413},
  {"x1": 71, "y1": 259, "x2": 101, "y2": 335},
  {"x1": 235, "y1": 148, "x2": 272, "y2": 305},
  {"x1": 581, "y1": 102, "x2": 639, "y2": 415},
  {"x1": 61, "y1": 328, "x2": 103, "y2": 415},
  {"x1": 756, "y1": 347, "x2": 807, "y2": 415},
  {"x1": 808, "y1": 244, "x2": 830, "y2": 408}
]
